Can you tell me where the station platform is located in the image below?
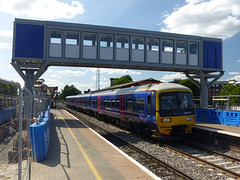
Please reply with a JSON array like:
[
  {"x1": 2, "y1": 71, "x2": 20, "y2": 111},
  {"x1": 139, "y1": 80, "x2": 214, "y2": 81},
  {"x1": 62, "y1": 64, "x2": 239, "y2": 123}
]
[
  {"x1": 195, "y1": 121, "x2": 240, "y2": 138},
  {"x1": 30, "y1": 109, "x2": 158, "y2": 180}
]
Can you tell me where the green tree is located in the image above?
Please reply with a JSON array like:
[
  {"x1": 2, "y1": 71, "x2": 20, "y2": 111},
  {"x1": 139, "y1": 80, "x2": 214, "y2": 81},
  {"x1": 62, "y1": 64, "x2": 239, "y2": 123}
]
[
  {"x1": 0, "y1": 82, "x2": 18, "y2": 96},
  {"x1": 220, "y1": 84, "x2": 240, "y2": 96},
  {"x1": 60, "y1": 85, "x2": 81, "y2": 100},
  {"x1": 220, "y1": 83, "x2": 240, "y2": 106},
  {"x1": 112, "y1": 75, "x2": 133, "y2": 86},
  {"x1": 178, "y1": 79, "x2": 200, "y2": 97}
]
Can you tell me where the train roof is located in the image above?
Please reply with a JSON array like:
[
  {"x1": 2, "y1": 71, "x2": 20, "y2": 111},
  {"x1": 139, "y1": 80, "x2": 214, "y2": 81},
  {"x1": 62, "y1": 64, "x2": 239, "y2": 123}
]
[
  {"x1": 112, "y1": 83, "x2": 191, "y2": 95},
  {"x1": 66, "y1": 83, "x2": 191, "y2": 99}
]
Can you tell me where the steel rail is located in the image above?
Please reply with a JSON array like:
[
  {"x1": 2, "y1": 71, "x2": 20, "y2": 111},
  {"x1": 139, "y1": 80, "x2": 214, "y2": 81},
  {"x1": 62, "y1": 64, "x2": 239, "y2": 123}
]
[
  {"x1": 160, "y1": 142, "x2": 240, "y2": 179},
  {"x1": 181, "y1": 140, "x2": 240, "y2": 162}
]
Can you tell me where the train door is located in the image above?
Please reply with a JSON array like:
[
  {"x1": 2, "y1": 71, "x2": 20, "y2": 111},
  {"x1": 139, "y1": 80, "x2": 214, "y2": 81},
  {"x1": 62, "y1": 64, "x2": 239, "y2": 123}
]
[
  {"x1": 98, "y1": 96, "x2": 101, "y2": 112},
  {"x1": 76, "y1": 98, "x2": 78, "y2": 107},
  {"x1": 83, "y1": 97, "x2": 85, "y2": 108},
  {"x1": 146, "y1": 92, "x2": 152, "y2": 123},
  {"x1": 120, "y1": 94, "x2": 126, "y2": 119}
]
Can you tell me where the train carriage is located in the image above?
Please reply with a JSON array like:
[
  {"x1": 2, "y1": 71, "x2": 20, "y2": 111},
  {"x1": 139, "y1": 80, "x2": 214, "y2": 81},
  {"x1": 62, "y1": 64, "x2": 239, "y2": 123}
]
[{"x1": 66, "y1": 83, "x2": 195, "y2": 137}]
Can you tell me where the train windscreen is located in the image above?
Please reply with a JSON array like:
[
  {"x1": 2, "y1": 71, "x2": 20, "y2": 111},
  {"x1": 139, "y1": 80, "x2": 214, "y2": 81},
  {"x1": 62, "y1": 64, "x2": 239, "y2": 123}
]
[{"x1": 159, "y1": 92, "x2": 194, "y2": 117}]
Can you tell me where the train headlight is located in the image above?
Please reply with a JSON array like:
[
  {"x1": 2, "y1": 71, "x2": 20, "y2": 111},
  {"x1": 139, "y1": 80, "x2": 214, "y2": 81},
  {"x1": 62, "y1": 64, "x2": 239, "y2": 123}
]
[
  {"x1": 161, "y1": 118, "x2": 171, "y2": 123},
  {"x1": 186, "y1": 116, "x2": 193, "y2": 121}
]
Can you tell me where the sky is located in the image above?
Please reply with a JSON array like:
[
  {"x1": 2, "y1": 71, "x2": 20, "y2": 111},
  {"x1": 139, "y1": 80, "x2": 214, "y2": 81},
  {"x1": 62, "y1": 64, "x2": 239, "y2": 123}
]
[{"x1": 0, "y1": 0, "x2": 240, "y2": 93}]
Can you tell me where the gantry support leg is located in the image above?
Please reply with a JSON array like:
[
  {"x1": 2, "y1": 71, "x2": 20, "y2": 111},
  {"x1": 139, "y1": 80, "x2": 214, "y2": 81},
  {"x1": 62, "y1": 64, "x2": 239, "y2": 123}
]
[
  {"x1": 11, "y1": 62, "x2": 48, "y2": 117},
  {"x1": 185, "y1": 71, "x2": 224, "y2": 109}
]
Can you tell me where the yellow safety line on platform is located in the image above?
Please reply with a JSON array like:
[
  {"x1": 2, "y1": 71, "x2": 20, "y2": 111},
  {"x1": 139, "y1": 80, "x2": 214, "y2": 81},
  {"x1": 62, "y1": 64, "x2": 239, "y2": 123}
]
[{"x1": 56, "y1": 110, "x2": 103, "y2": 180}]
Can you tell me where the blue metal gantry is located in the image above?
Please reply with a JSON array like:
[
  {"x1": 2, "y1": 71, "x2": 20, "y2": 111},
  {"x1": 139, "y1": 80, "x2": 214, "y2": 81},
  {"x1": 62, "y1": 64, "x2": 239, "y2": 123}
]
[{"x1": 11, "y1": 18, "x2": 224, "y2": 108}]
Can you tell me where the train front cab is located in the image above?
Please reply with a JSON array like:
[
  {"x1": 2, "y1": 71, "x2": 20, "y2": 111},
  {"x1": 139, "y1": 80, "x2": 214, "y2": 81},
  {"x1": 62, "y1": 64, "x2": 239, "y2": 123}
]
[{"x1": 155, "y1": 89, "x2": 195, "y2": 136}]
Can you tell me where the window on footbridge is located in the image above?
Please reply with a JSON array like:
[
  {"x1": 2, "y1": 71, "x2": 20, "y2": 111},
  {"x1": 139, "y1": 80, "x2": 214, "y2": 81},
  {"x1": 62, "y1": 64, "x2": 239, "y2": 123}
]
[
  {"x1": 65, "y1": 31, "x2": 80, "y2": 58},
  {"x1": 100, "y1": 34, "x2": 113, "y2": 60},
  {"x1": 189, "y1": 42, "x2": 199, "y2": 66},
  {"x1": 132, "y1": 36, "x2": 145, "y2": 62},
  {"x1": 50, "y1": 30, "x2": 62, "y2": 57},
  {"x1": 116, "y1": 35, "x2": 129, "y2": 61},
  {"x1": 162, "y1": 40, "x2": 173, "y2": 64},
  {"x1": 147, "y1": 38, "x2": 159, "y2": 63},
  {"x1": 176, "y1": 41, "x2": 187, "y2": 65},
  {"x1": 83, "y1": 32, "x2": 97, "y2": 59}
]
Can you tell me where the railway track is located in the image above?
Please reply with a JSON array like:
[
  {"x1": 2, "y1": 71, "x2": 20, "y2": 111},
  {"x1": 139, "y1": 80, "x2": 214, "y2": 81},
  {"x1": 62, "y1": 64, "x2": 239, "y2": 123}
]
[
  {"x1": 162, "y1": 141, "x2": 240, "y2": 179},
  {"x1": 58, "y1": 104, "x2": 239, "y2": 179},
  {"x1": 57, "y1": 104, "x2": 192, "y2": 180}
]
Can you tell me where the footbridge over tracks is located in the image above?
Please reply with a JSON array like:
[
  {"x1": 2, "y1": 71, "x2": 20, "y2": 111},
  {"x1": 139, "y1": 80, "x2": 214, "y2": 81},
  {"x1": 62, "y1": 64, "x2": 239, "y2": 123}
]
[{"x1": 11, "y1": 18, "x2": 224, "y2": 108}]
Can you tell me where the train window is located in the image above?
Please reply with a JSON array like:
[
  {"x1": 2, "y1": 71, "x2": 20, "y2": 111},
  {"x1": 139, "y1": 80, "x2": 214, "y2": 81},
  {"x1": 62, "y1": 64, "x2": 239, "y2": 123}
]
[
  {"x1": 137, "y1": 98, "x2": 145, "y2": 112},
  {"x1": 50, "y1": 30, "x2": 62, "y2": 44},
  {"x1": 190, "y1": 43, "x2": 198, "y2": 54},
  {"x1": 115, "y1": 99, "x2": 120, "y2": 109},
  {"x1": 160, "y1": 92, "x2": 194, "y2": 111},
  {"x1": 132, "y1": 37, "x2": 144, "y2": 50},
  {"x1": 178, "y1": 93, "x2": 194, "y2": 109},
  {"x1": 101, "y1": 99, "x2": 104, "y2": 106},
  {"x1": 160, "y1": 95, "x2": 177, "y2": 110},
  {"x1": 83, "y1": 32, "x2": 97, "y2": 46},
  {"x1": 147, "y1": 38, "x2": 159, "y2": 51},
  {"x1": 116, "y1": 35, "x2": 129, "y2": 48},
  {"x1": 162, "y1": 40, "x2": 173, "y2": 52},
  {"x1": 111, "y1": 99, "x2": 115, "y2": 107},
  {"x1": 176, "y1": 41, "x2": 187, "y2": 54},
  {"x1": 104, "y1": 99, "x2": 107, "y2": 106},
  {"x1": 132, "y1": 98, "x2": 137, "y2": 110},
  {"x1": 127, "y1": 99, "x2": 133, "y2": 112},
  {"x1": 107, "y1": 99, "x2": 111, "y2": 107}
]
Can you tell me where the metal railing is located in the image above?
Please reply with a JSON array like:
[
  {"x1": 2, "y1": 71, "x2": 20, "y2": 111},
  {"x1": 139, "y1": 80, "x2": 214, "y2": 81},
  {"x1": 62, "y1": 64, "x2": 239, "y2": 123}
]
[
  {"x1": 0, "y1": 77, "x2": 49, "y2": 179},
  {"x1": 211, "y1": 95, "x2": 240, "y2": 111}
]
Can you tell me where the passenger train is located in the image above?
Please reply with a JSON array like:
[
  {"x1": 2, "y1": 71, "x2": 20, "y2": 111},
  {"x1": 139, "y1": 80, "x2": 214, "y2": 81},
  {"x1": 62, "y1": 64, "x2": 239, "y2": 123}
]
[{"x1": 66, "y1": 83, "x2": 195, "y2": 137}]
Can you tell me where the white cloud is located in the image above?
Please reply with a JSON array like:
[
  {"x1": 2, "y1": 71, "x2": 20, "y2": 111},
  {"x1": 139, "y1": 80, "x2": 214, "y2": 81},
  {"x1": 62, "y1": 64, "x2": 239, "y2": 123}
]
[
  {"x1": 44, "y1": 78, "x2": 65, "y2": 90},
  {"x1": 50, "y1": 74, "x2": 61, "y2": 78},
  {"x1": 0, "y1": 30, "x2": 12, "y2": 49},
  {"x1": 14, "y1": 77, "x2": 24, "y2": 88},
  {"x1": 85, "y1": 68, "x2": 142, "y2": 75},
  {"x1": 8, "y1": 64, "x2": 13, "y2": 69},
  {"x1": 237, "y1": 60, "x2": 240, "y2": 63},
  {"x1": 71, "y1": 82, "x2": 95, "y2": 93},
  {"x1": 46, "y1": 69, "x2": 54, "y2": 73},
  {"x1": 161, "y1": 0, "x2": 240, "y2": 39},
  {"x1": 100, "y1": 68, "x2": 142, "y2": 75},
  {"x1": 229, "y1": 72, "x2": 239, "y2": 75},
  {"x1": 56, "y1": 70, "x2": 86, "y2": 76},
  {"x1": 0, "y1": 0, "x2": 85, "y2": 20},
  {"x1": 186, "y1": 0, "x2": 206, "y2": 3},
  {"x1": 229, "y1": 75, "x2": 240, "y2": 82},
  {"x1": 160, "y1": 72, "x2": 186, "y2": 82}
]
